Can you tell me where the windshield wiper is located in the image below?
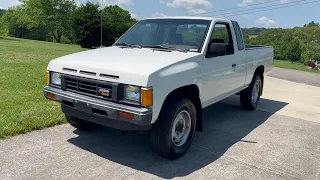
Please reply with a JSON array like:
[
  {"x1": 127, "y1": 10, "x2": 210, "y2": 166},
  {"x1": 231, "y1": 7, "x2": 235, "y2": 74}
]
[
  {"x1": 144, "y1": 45, "x2": 189, "y2": 53},
  {"x1": 144, "y1": 45, "x2": 175, "y2": 50},
  {"x1": 115, "y1": 42, "x2": 142, "y2": 49}
]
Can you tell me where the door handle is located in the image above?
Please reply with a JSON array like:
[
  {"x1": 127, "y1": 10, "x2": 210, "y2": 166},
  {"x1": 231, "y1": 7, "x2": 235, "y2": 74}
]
[{"x1": 232, "y1": 64, "x2": 237, "y2": 67}]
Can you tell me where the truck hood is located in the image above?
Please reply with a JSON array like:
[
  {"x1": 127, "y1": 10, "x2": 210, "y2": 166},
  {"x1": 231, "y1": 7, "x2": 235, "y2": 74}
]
[{"x1": 48, "y1": 46, "x2": 197, "y2": 86}]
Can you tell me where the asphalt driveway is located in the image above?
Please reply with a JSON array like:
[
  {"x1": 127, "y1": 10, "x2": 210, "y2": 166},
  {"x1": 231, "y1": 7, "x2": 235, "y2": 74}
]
[
  {"x1": 268, "y1": 67, "x2": 320, "y2": 87},
  {"x1": 1, "y1": 76, "x2": 320, "y2": 180}
]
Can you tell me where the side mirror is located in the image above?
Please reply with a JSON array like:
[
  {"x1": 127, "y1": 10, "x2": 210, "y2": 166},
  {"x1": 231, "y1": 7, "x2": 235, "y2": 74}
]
[{"x1": 206, "y1": 40, "x2": 227, "y2": 58}]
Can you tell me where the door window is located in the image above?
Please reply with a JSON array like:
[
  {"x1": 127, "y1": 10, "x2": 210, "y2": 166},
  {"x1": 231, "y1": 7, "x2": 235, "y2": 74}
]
[{"x1": 208, "y1": 23, "x2": 234, "y2": 55}]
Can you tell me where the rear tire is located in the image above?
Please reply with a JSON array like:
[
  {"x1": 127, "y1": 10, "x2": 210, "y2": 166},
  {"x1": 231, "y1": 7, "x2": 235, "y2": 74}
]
[
  {"x1": 66, "y1": 115, "x2": 99, "y2": 131},
  {"x1": 240, "y1": 75, "x2": 262, "y2": 110},
  {"x1": 150, "y1": 97, "x2": 196, "y2": 159}
]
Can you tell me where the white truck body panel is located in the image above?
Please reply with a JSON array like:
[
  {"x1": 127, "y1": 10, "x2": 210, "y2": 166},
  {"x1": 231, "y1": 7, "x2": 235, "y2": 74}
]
[
  {"x1": 200, "y1": 19, "x2": 247, "y2": 108},
  {"x1": 245, "y1": 47, "x2": 274, "y2": 85},
  {"x1": 48, "y1": 46, "x2": 199, "y2": 86},
  {"x1": 47, "y1": 17, "x2": 274, "y2": 124}
]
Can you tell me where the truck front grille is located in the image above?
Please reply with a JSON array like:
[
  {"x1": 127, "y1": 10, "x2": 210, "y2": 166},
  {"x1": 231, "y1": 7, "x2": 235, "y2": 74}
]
[{"x1": 65, "y1": 76, "x2": 113, "y2": 100}]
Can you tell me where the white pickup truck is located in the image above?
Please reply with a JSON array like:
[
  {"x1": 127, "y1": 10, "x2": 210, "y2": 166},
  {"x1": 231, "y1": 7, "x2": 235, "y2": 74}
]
[{"x1": 44, "y1": 17, "x2": 273, "y2": 159}]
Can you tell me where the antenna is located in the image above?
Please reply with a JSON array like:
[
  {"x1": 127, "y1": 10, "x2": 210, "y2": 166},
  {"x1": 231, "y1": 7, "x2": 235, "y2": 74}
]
[{"x1": 100, "y1": 0, "x2": 103, "y2": 47}]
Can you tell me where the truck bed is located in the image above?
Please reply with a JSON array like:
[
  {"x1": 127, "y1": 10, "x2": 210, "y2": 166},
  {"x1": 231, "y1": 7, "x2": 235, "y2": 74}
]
[{"x1": 244, "y1": 45, "x2": 274, "y2": 84}]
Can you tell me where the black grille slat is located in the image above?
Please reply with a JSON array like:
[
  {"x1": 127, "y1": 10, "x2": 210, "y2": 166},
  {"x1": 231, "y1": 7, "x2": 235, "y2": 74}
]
[
  {"x1": 65, "y1": 76, "x2": 113, "y2": 100},
  {"x1": 78, "y1": 80, "x2": 95, "y2": 86},
  {"x1": 66, "y1": 80, "x2": 77, "y2": 84},
  {"x1": 98, "y1": 84, "x2": 111, "y2": 88},
  {"x1": 79, "y1": 82, "x2": 96, "y2": 89},
  {"x1": 67, "y1": 84, "x2": 77, "y2": 90},
  {"x1": 79, "y1": 87, "x2": 96, "y2": 93}
]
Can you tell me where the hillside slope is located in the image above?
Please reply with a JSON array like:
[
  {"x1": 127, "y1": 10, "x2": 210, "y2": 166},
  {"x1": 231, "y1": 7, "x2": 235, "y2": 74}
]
[{"x1": 0, "y1": 37, "x2": 84, "y2": 138}]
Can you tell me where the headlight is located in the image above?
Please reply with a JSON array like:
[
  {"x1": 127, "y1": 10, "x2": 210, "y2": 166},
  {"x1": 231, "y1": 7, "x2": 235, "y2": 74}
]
[
  {"x1": 124, "y1": 85, "x2": 140, "y2": 102},
  {"x1": 51, "y1": 72, "x2": 61, "y2": 86}
]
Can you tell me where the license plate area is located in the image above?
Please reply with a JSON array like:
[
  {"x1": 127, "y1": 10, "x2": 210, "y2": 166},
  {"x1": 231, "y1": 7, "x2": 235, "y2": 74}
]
[
  {"x1": 74, "y1": 100, "x2": 91, "y2": 112},
  {"x1": 71, "y1": 100, "x2": 108, "y2": 117}
]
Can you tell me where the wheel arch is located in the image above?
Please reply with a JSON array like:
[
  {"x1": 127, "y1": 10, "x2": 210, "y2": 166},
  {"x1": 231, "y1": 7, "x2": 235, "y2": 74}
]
[
  {"x1": 254, "y1": 65, "x2": 264, "y2": 95},
  {"x1": 157, "y1": 84, "x2": 203, "y2": 132}
]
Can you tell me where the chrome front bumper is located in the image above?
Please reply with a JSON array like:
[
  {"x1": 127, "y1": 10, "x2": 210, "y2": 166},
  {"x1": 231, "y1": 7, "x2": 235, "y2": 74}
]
[{"x1": 44, "y1": 86, "x2": 152, "y2": 130}]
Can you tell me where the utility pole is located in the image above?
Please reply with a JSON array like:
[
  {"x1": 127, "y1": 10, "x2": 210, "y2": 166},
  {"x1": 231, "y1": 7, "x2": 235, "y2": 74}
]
[{"x1": 100, "y1": 0, "x2": 103, "y2": 47}]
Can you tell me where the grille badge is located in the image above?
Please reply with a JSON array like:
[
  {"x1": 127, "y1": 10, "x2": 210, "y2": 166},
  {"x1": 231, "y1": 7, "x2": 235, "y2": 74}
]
[{"x1": 98, "y1": 88, "x2": 110, "y2": 97}]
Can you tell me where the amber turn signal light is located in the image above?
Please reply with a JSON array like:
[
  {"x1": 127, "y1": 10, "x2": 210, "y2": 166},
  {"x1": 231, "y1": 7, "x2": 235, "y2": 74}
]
[
  {"x1": 46, "y1": 71, "x2": 50, "y2": 86},
  {"x1": 118, "y1": 111, "x2": 134, "y2": 120},
  {"x1": 141, "y1": 88, "x2": 153, "y2": 107},
  {"x1": 47, "y1": 93, "x2": 56, "y2": 100}
]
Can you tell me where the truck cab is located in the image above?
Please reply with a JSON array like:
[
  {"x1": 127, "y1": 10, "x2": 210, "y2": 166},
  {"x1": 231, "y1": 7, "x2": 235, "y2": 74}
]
[{"x1": 44, "y1": 17, "x2": 273, "y2": 159}]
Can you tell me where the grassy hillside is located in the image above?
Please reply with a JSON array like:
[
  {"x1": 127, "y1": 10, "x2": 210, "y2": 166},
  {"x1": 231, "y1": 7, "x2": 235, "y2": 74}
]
[
  {"x1": 274, "y1": 60, "x2": 320, "y2": 74},
  {"x1": 0, "y1": 37, "x2": 84, "y2": 139}
]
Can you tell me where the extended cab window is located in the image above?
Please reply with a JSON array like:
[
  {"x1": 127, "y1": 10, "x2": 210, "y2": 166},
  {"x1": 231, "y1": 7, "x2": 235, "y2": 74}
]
[
  {"x1": 209, "y1": 23, "x2": 234, "y2": 55},
  {"x1": 232, "y1": 21, "x2": 245, "y2": 51}
]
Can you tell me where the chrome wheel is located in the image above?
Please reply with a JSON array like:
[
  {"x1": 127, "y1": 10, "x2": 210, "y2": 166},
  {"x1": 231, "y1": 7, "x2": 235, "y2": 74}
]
[
  {"x1": 251, "y1": 82, "x2": 260, "y2": 104},
  {"x1": 171, "y1": 110, "x2": 191, "y2": 147}
]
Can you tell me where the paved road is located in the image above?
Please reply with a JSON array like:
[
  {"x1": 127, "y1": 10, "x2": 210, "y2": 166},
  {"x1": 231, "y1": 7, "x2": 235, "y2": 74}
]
[
  {"x1": 1, "y1": 77, "x2": 320, "y2": 180},
  {"x1": 268, "y1": 67, "x2": 320, "y2": 87}
]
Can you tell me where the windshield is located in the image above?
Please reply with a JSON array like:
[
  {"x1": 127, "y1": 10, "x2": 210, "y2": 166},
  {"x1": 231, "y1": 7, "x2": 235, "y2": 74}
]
[{"x1": 115, "y1": 19, "x2": 211, "y2": 52}]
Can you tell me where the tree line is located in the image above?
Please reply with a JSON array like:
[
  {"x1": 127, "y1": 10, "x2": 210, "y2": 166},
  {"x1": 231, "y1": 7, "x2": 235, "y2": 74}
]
[
  {"x1": 244, "y1": 21, "x2": 320, "y2": 63},
  {"x1": 242, "y1": 28, "x2": 268, "y2": 36},
  {"x1": 0, "y1": 1, "x2": 319, "y2": 63},
  {"x1": 0, "y1": 0, "x2": 137, "y2": 48}
]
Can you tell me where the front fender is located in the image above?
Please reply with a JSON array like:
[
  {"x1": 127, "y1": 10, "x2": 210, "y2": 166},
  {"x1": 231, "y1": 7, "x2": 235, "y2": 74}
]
[{"x1": 148, "y1": 59, "x2": 202, "y2": 123}]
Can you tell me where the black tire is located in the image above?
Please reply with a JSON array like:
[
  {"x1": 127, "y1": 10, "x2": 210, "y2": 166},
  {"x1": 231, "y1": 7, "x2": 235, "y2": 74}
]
[
  {"x1": 150, "y1": 97, "x2": 197, "y2": 159},
  {"x1": 240, "y1": 75, "x2": 262, "y2": 110},
  {"x1": 66, "y1": 115, "x2": 99, "y2": 131}
]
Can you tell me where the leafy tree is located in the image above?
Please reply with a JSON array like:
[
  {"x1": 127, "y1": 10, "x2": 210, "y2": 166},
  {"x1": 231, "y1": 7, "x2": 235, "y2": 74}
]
[
  {"x1": 285, "y1": 39, "x2": 301, "y2": 63},
  {"x1": 71, "y1": 4, "x2": 136, "y2": 48},
  {"x1": 1, "y1": 7, "x2": 29, "y2": 38},
  {"x1": 22, "y1": 0, "x2": 76, "y2": 43},
  {"x1": 1, "y1": 6, "x2": 48, "y2": 40},
  {"x1": 0, "y1": 9, "x2": 8, "y2": 35},
  {"x1": 72, "y1": 2, "x2": 101, "y2": 48},
  {"x1": 307, "y1": 21, "x2": 319, "y2": 27},
  {"x1": 241, "y1": 27, "x2": 267, "y2": 35},
  {"x1": 0, "y1": 9, "x2": 6, "y2": 18},
  {"x1": 301, "y1": 42, "x2": 320, "y2": 61},
  {"x1": 246, "y1": 24, "x2": 320, "y2": 62},
  {"x1": 293, "y1": 26, "x2": 320, "y2": 43},
  {"x1": 102, "y1": 5, "x2": 137, "y2": 46}
]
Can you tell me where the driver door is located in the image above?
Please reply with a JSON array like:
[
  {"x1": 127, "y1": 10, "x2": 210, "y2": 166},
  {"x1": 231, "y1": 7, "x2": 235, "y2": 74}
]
[{"x1": 201, "y1": 22, "x2": 239, "y2": 107}]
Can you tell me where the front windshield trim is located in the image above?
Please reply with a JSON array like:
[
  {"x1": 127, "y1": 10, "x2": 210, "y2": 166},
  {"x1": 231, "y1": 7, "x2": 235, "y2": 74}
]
[
  {"x1": 197, "y1": 21, "x2": 211, "y2": 53},
  {"x1": 113, "y1": 19, "x2": 212, "y2": 53}
]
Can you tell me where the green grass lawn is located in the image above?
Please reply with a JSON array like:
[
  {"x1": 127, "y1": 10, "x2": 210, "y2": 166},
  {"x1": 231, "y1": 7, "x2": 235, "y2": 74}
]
[
  {"x1": 274, "y1": 60, "x2": 320, "y2": 74},
  {"x1": 0, "y1": 36, "x2": 84, "y2": 139}
]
